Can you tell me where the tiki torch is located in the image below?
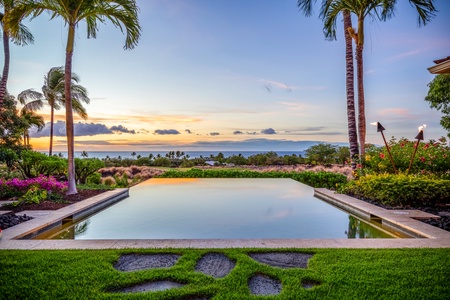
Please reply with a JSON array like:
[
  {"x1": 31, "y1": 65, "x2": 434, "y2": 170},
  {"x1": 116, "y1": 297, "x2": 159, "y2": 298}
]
[
  {"x1": 407, "y1": 125, "x2": 426, "y2": 175},
  {"x1": 370, "y1": 122, "x2": 397, "y2": 174}
]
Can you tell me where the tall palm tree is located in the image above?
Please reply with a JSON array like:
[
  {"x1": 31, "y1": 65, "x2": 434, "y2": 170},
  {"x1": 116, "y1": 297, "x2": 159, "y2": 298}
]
[
  {"x1": 322, "y1": 0, "x2": 436, "y2": 158},
  {"x1": 297, "y1": 1, "x2": 359, "y2": 169},
  {"x1": 18, "y1": 66, "x2": 90, "y2": 156},
  {"x1": 7, "y1": 0, "x2": 141, "y2": 194},
  {"x1": 19, "y1": 108, "x2": 44, "y2": 146},
  {"x1": 0, "y1": 0, "x2": 33, "y2": 108}
]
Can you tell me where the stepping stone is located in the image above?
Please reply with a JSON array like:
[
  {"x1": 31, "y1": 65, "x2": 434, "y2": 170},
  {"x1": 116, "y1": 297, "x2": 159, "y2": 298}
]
[
  {"x1": 249, "y1": 252, "x2": 313, "y2": 269},
  {"x1": 302, "y1": 280, "x2": 320, "y2": 289},
  {"x1": 114, "y1": 254, "x2": 181, "y2": 272},
  {"x1": 248, "y1": 274, "x2": 281, "y2": 295},
  {"x1": 195, "y1": 253, "x2": 235, "y2": 278},
  {"x1": 117, "y1": 281, "x2": 184, "y2": 293}
]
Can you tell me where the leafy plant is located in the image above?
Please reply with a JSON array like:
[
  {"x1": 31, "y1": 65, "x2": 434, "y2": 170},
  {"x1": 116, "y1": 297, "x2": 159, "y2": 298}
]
[
  {"x1": 13, "y1": 186, "x2": 47, "y2": 207},
  {"x1": 74, "y1": 158, "x2": 104, "y2": 184},
  {"x1": 113, "y1": 173, "x2": 129, "y2": 188},
  {"x1": 15, "y1": 150, "x2": 66, "y2": 178},
  {"x1": 339, "y1": 174, "x2": 450, "y2": 206}
]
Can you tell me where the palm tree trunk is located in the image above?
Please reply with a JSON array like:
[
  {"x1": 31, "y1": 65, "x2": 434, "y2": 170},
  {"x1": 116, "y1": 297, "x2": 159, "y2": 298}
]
[
  {"x1": 356, "y1": 42, "x2": 365, "y2": 158},
  {"x1": 65, "y1": 24, "x2": 77, "y2": 195},
  {"x1": 343, "y1": 10, "x2": 359, "y2": 169},
  {"x1": 0, "y1": 30, "x2": 10, "y2": 108},
  {"x1": 49, "y1": 107, "x2": 54, "y2": 156}
]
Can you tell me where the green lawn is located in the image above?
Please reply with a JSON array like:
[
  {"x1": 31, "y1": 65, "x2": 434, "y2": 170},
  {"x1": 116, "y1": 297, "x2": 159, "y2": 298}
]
[{"x1": 1, "y1": 248, "x2": 449, "y2": 299}]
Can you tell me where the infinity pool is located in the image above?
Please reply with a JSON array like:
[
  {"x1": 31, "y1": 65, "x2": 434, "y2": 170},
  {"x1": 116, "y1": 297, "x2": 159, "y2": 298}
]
[{"x1": 37, "y1": 178, "x2": 396, "y2": 239}]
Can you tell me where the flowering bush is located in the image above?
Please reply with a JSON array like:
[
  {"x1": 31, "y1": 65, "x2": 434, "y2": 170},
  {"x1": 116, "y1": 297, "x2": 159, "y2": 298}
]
[
  {"x1": 362, "y1": 136, "x2": 449, "y2": 177},
  {"x1": 0, "y1": 175, "x2": 67, "y2": 199}
]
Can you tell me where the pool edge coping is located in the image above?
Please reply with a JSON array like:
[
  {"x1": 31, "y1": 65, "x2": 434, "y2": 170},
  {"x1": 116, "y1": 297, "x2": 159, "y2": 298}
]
[{"x1": 1, "y1": 184, "x2": 449, "y2": 249}]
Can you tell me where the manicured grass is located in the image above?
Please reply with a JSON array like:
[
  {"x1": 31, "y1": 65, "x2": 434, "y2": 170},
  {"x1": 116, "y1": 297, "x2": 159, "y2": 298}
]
[{"x1": 1, "y1": 248, "x2": 449, "y2": 299}]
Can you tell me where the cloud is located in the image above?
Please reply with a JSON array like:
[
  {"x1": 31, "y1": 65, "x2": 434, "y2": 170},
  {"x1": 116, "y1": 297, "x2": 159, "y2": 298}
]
[
  {"x1": 154, "y1": 129, "x2": 181, "y2": 135},
  {"x1": 185, "y1": 129, "x2": 192, "y2": 134},
  {"x1": 233, "y1": 130, "x2": 243, "y2": 135},
  {"x1": 29, "y1": 121, "x2": 137, "y2": 137},
  {"x1": 138, "y1": 128, "x2": 150, "y2": 134},
  {"x1": 278, "y1": 102, "x2": 313, "y2": 111},
  {"x1": 110, "y1": 125, "x2": 136, "y2": 134},
  {"x1": 261, "y1": 128, "x2": 276, "y2": 134},
  {"x1": 386, "y1": 50, "x2": 421, "y2": 62},
  {"x1": 210, "y1": 132, "x2": 220, "y2": 136},
  {"x1": 247, "y1": 131, "x2": 258, "y2": 135}
]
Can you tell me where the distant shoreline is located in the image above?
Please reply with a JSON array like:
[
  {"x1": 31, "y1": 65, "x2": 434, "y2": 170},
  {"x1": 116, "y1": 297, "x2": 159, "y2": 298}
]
[{"x1": 44, "y1": 150, "x2": 307, "y2": 159}]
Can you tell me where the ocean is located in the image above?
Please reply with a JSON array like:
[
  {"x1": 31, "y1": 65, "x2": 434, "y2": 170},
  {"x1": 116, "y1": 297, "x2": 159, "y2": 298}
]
[{"x1": 52, "y1": 150, "x2": 306, "y2": 159}]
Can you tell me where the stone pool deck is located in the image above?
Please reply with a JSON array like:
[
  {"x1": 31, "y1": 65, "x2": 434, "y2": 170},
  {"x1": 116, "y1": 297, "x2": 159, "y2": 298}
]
[{"x1": 1, "y1": 188, "x2": 449, "y2": 249}]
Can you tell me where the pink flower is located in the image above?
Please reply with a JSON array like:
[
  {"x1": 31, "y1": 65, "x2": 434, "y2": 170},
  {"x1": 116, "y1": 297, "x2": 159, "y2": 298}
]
[
  {"x1": 420, "y1": 156, "x2": 426, "y2": 162},
  {"x1": 379, "y1": 153, "x2": 385, "y2": 159}
]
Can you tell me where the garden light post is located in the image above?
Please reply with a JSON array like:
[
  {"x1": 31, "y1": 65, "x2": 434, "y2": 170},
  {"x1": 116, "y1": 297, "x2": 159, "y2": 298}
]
[
  {"x1": 407, "y1": 125, "x2": 426, "y2": 175},
  {"x1": 370, "y1": 122, "x2": 397, "y2": 174}
]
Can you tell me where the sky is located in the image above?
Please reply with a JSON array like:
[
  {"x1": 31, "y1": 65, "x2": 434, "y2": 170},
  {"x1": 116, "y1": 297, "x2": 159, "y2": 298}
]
[{"x1": 7, "y1": 0, "x2": 450, "y2": 152}]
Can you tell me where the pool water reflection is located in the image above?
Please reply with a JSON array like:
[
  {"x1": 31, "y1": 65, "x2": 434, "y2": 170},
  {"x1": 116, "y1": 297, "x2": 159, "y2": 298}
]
[{"x1": 38, "y1": 178, "x2": 396, "y2": 239}]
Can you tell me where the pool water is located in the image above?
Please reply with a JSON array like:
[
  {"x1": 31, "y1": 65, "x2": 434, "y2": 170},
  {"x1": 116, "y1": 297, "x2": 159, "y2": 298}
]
[{"x1": 38, "y1": 178, "x2": 396, "y2": 239}]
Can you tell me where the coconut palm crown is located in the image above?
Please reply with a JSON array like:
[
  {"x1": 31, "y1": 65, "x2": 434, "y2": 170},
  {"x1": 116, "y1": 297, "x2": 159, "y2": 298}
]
[
  {"x1": 0, "y1": 0, "x2": 34, "y2": 109},
  {"x1": 6, "y1": 0, "x2": 141, "y2": 195},
  {"x1": 18, "y1": 66, "x2": 90, "y2": 156}
]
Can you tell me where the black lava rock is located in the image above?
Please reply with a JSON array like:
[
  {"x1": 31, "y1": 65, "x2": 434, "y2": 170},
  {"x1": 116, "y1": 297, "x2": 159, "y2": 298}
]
[{"x1": 0, "y1": 213, "x2": 33, "y2": 230}]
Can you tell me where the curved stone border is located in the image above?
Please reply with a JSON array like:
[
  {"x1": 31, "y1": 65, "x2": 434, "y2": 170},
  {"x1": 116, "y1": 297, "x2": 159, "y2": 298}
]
[
  {"x1": 114, "y1": 254, "x2": 181, "y2": 272},
  {"x1": 195, "y1": 253, "x2": 235, "y2": 278}
]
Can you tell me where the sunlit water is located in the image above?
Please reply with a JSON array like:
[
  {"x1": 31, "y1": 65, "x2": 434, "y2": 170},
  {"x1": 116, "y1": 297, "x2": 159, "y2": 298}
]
[{"x1": 40, "y1": 178, "x2": 395, "y2": 239}]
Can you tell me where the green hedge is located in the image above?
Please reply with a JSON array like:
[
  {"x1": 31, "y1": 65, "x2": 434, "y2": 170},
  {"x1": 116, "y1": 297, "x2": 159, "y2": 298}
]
[
  {"x1": 339, "y1": 174, "x2": 450, "y2": 206},
  {"x1": 157, "y1": 169, "x2": 347, "y2": 189}
]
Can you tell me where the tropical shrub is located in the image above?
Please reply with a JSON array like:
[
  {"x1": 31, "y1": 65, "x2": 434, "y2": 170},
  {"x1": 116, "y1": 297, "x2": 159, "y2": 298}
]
[
  {"x1": 152, "y1": 157, "x2": 171, "y2": 167},
  {"x1": 74, "y1": 158, "x2": 105, "y2": 184},
  {"x1": 86, "y1": 172, "x2": 102, "y2": 185},
  {"x1": 113, "y1": 173, "x2": 129, "y2": 188},
  {"x1": 0, "y1": 175, "x2": 67, "y2": 199},
  {"x1": 363, "y1": 137, "x2": 449, "y2": 176},
  {"x1": 0, "y1": 147, "x2": 18, "y2": 169},
  {"x1": 15, "y1": 150, "x2": 66, "y2": 178},
  {"x1": 157, "y1": 169, "x2": 347, "y2": 189},
  {"x1": 339, "y1": 174, "x2": 450, "y2": 207}
]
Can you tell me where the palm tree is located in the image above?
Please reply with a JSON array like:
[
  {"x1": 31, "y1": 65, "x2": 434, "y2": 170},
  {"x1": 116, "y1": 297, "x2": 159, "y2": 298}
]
[
  {"x1": 0, "y1": 0, "x2": 33, "y2": 108},
  {"x1": 8, "y1": 0, "x2": 141, "y2": 194},
  {"x1": 18, "y1": 66, "x2": 90, "y2": 156},
  {"x1": 297, "y1": 0, "x2": 359, "y2": 169},
  {"x1": 322, "y1": 0, "x2": 436, "y2": 158},
  {"x1": 19, "y1": 108, "x2": 44, "y2": 146}
]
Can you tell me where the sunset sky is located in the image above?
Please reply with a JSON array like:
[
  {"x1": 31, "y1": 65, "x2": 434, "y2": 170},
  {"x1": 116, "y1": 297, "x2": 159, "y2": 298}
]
[{"x1": 7, "y1": 0, "x2": 450, "y2": 152}]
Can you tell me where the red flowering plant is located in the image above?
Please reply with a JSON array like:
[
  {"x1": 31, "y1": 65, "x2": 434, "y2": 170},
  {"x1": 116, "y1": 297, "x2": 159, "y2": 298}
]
[{"x1": 363, "y1": 136, "x2": 450, "y2": 177}]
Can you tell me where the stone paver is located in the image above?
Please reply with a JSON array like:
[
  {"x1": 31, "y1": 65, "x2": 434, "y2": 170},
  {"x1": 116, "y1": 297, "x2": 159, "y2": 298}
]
[
  {"x1": 195, "y1": 253, "x2": 235, "y2": 278},
  {"x1": 248, "y1": 274, "x2": 281, "y2": 295},
  {"x1": 114, "y1": 254, "x2": 181, "y2": 272},
  {"x1": 116, "y1": 281, "x2": 184, "y2": 293},
  {"x1": 249, "y1": 252, "x2": 314, "y2": 269}
]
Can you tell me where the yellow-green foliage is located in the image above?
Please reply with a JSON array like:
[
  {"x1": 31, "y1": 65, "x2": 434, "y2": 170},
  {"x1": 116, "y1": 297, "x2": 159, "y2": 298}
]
[{"x1": 339, "y1": 174, "x2": 450, "y2": 206}]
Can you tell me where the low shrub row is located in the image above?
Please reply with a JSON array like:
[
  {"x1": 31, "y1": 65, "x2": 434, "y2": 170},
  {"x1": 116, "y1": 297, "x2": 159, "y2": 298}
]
[
  {"x1": 157, "y1": 169, "x2": 348, "y2": 189},
  {"x1": 338, "y1": 174, "x2": 450, "y2": 207}
]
